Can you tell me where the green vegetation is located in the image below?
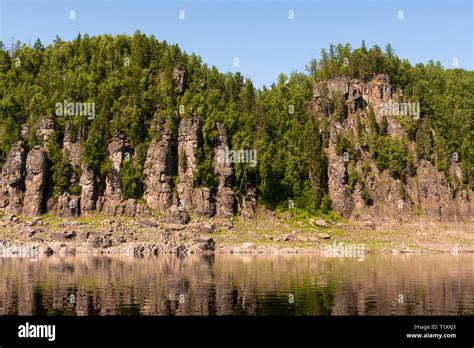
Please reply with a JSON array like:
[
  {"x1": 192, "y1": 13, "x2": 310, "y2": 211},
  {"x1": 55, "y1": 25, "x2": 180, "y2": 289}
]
[
  {"x1": 308, "y1": 42, "x2": 473, "y2": 187},
  {"x1": 0, "y1": 34, "x2": 472, "y2": 216}
]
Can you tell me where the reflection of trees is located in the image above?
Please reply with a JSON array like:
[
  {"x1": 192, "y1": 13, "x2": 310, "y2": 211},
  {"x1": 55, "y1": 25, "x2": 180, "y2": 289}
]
[{"x1": 0, "y1": 254, "x2": 472, "y2": 316}]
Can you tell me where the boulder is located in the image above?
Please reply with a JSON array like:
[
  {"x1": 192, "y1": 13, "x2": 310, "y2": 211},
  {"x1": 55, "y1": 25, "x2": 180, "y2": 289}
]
[
  {"x1": 87, "y1": 234, "x2": 112, "y2": 248},
  {"x1": 241, "y1": 242, "x2": 255, "y2": 249},
  {"x1": 360, "y1": 214, "x2": 375, "y2": 230},
  {"x1": 316, "y1": 219, "x2": 329, "y2": 228},
  {"x1": 139, "y1": 219, "x2": 158, "y2": 228}
]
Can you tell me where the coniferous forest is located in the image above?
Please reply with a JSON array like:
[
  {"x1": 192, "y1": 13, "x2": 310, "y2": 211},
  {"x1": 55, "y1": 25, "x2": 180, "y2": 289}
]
[{"x1": 0, "y1": 32, "x2": 473, "y2": 214}]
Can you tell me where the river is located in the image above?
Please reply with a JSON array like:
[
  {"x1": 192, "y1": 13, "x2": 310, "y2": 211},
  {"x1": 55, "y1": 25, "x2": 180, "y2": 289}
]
[{"x1": 0, "y1": 254, "x2": 472, "y2": 315}]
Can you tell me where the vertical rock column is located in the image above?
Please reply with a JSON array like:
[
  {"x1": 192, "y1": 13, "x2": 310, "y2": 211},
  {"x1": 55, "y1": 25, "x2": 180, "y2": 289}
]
[
  {"x1": 143, "y1": 127, "x2": 174, "y2": 211},
  {"x1": 80, "y1": 165, "x2": 96, "y2": 214},
  {"x1": 0, "y1": 141, "x2": 27, "y2": 214},
  {"x1": 177, "y1": 115, "x2": 201, "y2": 210},
  {"x1": 56, "y1": 121, "x2": 83, "y2": 217},
  {"x1": 23, "y1": 146, "x2": 48, "y2": 217},
  {"x1": 326, "y1": 123, "x2": 354, "y2": 218},
  {"x1": 176, "y1": 115, "x2": 215, "y2": 217},
  {"x1": 97, "y1": 137, "x2": 126, "y2": 215},
  {"x1": 213, "y1": 123, "x2": 235, "y2": 217}
]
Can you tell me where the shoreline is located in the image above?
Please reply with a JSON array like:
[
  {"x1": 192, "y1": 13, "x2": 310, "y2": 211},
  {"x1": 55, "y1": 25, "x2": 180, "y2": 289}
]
[{"x1": 1, "y1": 210, "x2": 473, "y2": 257}]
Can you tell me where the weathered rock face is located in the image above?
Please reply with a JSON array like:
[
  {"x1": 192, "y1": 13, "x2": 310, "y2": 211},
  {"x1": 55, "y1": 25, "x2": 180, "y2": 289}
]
[
  {"x1": 193, "y1": 187, "x2": 216, "y2": 217},
  {"x1": 143, "y1": 127, "x2": 174, "y2": 211},
  {"x1": 347, "y1": 79, "x2": 366, "y2": 112},
  {"x1": 315, "y1": 74, "x2": 393, "y2": 115},
  {"x1": 105, "y1": 137, "x2": 126, "y2": 200},
  {"x1": 63, "y1": 122, "x2": 83, "y2": 168},
  {"x1": 35, "y1": 116, "x2": 55, "y2": 148},
  {"x1": 20, "y1": 124, "x2": 30, "y2": 141},
  {"x1": 317, "y1": 74, "x2": 474, "y2": 223},
  {"x1": 363, "y1": 74, "x2": 394, "y2": 124},
  {"x1": 56, "y1": 192, "x2": 80, "y2": 217},
  {"x1": 239, "y1": 188, "x2": 258, "y2": 219},
  {"x1": 213, "y1": 123, "x2": 235, "y2": 217},
  {"x1": 23, "y1": 146, "x2": 48, "y2": 217},
  {"x1": 174, "y1": 115, "x2": 225, "y2": 217},
  {"x1": 0, "y1": 141, "x2": 27, "y2": 214},
  {"x1": 63, "y1": 122, "x2": 84, "y2": 193},
  {"x1": 326, "y1": 124, "x2": 353, "y2": 218},
  {"x1": 176, "y1": 115, "x2": 202, "y2": 211},
  {"x1": 314, "y1": 76, "x2": 349, "y2": 99},
  {"x1": 166, "y1": 203, "x2": 191, "y2": 224},
  {"x1": 406, "y1": 160, "x2": 473, "y2": 222},
  {"x1": 97, "y1": 137, "x2": 127, "y2": 216},
  {"x1": 0, "y1": 113, "x2": 241, "y2": 221},
  {"x1": 172, "y1": 67, "x2": 186, "y2": 94},
  {"x1": 79, "y1": 165, "x2": 95, "y2": 213}
]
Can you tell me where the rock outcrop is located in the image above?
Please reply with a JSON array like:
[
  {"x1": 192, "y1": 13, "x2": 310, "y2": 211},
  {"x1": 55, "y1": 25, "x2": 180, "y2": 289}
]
[
  {"x1": 0, "y1": 141, "x2": 27, "y2": 214},
  {"x1": 239, "y1": 188, "x2": 258, "y2": 219},
  {"x1": 172, "y1": 67, "x2": 186, "y2": 94},
  {"x1": 79, "y1": 165, "x2": 96, "y2": 213},
  {"x1": 56, "y1": 192, "x2": 80, "y2": 217},
  {"x1": 193, "y1": 187, "x2": 215, "y2": 217},
  {"x1": 22, "y1": 146, "x2": 48, "y2": 217},
  {"x1": 317, "y1": 74, "x2": 474, "y2": 223},
  {"x1": 213, "y1": 123, "x2": 235, "y2": 217},
  {"x1": 326, "y1": 124, "x2": 353, "y2": 218},
  {"x1": 63, "y1": 121, "x2": 83, "y2": 187},
  {"x1": 406, "y1": 160, "x2": 473, "y2": 222},
  {"x1": 1, "y1": 72, "x2": 471, "y2": 225},
  {"x1": 143, "y1": 127, "x2": 174, "y2": 211},
  {"x1": 176, "y1": 114, "x2": 213, "y2": 216},
  {"x1": 97, "y1": 137, "x2": 127, "y2": 215},
  {"x1": 35, "y1": 116, "x2": 55, "y2": 148},
  {"x1": 314, "y1": 76, "x2": 349, "y2": 99}
]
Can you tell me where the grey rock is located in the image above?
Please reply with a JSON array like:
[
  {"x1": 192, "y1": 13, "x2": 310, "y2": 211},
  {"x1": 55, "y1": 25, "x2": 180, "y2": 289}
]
[
  {"x1": 139, "y1": 219, "x2": 158, "y2": 228},
  {"x1": 79, "y1": 165, "x2": 96, "y2": 213},
  {"x1": 143, "y1": 127, "x2": 174, "y2": 212},
  {"x1": 316, "y1": 219, "x2": 329, "y2": 228},
  {"x1": 0, "y1": 141, "x2": 26, "y2": 214},
  {"x1": 23, "y1": 146, "x2": 48, "y2": 217},
  {"x1": 56, "y1": 192, "x2": 80, "y2": 217}
]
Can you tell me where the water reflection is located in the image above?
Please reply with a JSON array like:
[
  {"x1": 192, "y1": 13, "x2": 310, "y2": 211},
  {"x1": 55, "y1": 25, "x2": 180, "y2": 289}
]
[{"x1": 0, "y1": 254, "x2": 472, "y2": 315}]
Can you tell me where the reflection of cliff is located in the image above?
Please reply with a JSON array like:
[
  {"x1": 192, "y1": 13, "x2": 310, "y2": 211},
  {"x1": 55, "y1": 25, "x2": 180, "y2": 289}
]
[{"x1": 0, "y1": 254, "x2": 472, "y2": 316}]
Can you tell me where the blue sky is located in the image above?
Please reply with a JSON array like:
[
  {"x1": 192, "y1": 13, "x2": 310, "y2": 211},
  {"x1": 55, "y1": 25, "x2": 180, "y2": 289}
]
[{"x1": 1, "y1": 0, "x2": 472, "y2": 88}]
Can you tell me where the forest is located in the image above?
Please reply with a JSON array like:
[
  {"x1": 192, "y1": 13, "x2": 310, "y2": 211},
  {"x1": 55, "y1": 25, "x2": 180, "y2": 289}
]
[{"x1": 0, "y1": 32, "x2": 472, "y2": 214}]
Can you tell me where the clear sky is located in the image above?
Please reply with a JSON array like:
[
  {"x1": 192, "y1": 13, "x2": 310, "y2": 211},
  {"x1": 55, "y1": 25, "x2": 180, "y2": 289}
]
[{"x1": 1, "y1": 0, "x2": 472, "y2": 88}]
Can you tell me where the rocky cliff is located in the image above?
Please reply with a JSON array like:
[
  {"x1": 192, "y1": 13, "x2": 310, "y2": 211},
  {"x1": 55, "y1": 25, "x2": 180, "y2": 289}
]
[
  {"x1": 315, "y1": 74, "x2": 473, "y2": 225},
  {"x1": 0, "y1": 73, "x2": 472, "y2": 226}
]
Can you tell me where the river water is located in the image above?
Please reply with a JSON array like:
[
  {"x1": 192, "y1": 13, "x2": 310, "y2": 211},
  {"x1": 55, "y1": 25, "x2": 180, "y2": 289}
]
[{"x1": 0, "y1": 254, "x2": 472, "y2": 315}]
